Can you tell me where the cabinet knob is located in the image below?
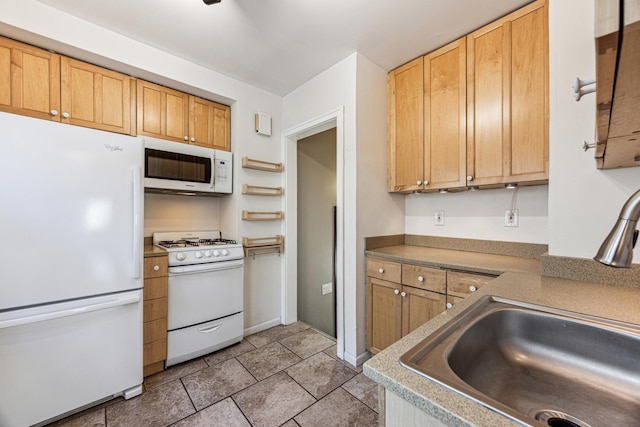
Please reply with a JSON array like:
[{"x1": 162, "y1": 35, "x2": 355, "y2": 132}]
[
  {"x1": 417, "y1": 180, "x2": 422, "y2": 185},
  {"x1": 467, "y1": 175, "x2": 473, "y2": 181},
  {"x1": 50, "y1": 109, "x2": 58, "y2": 116},
  {"x1": 153, "y1": 265, "x2": 160, "y2": 271},
  {"x1": 424, "y1": 180, "x2": 429, "y2": 185},
  {"x1": 401, "y1": 291, "x2": 406, "y2": 297},
  {"x1": 469, "y1": 285, "x2": 477, "y2": 292},
  {"x1": 394, "y1": 289, "x2": 400, "y2": 295},
  {"x1": 417, "y1": 276, "x2": 424, "y2": 282},
  {"x1": 184, "y1": 136, "x2": 189, "y2": 141},
  {"x1": 190, "y1": 137, "x2": 196, "y2": 142},
  {"x1": 378, "y1": 268, "x2": 384, "y2": 274},
  {"x1": 62, "y1": 112, "x2": 70, "y2": 118},
  {"x1": 446, "y1": 302, "x2": 453, "y2": 309}
]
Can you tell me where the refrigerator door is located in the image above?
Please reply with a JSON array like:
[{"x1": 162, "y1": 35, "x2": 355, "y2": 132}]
[
  {"x1": 0, "y1": 112, "x2": 143, "y2": 310},
  {"x1": 0, "y1": 290, "x2": 143, "y2": 427}
]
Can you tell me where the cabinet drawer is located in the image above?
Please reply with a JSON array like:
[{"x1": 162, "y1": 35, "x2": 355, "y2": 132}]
[
  {"x1": 447, "y1": 271, "x2": 495, "y2": 298},
  {"x1": 367, "y1": 258, "x2": 401, "y2": 283},
  {"x1": 402, "y1": 264, "x2": 446, "y2": 293},
  {"x1": 144, "y1": 318, "x2": 167, "y2": 344},
  {"x1": 144, "y1": 276, "x2": 168, "y2": 300},
  {"x1": 144, "y1": 297, "x2": 168, "y2": 322},
  {"x1": 144, "y1": 256, "x2": 168, "y2": 279},
  {"x1": 143, "y1": 339, "x2": 167, "y2": 365}
]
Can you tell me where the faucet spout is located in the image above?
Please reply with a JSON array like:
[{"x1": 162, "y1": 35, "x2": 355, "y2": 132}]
[{"x1": 594, "y1": 189, "x2": 640, "y2": 268}]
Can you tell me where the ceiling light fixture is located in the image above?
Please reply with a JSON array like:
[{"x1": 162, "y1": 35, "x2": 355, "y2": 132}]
[{"x1": 203, "y1": 0, "x2": 221, "y2": 4}]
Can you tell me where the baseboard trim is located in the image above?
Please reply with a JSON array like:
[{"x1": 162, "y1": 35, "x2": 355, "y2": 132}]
[
  {"x1": 243, "y1": 317, "x2": 281, "y2": 336},
  {"x1": 343, "y1": 349, "x2": 371, "y2": 367}
]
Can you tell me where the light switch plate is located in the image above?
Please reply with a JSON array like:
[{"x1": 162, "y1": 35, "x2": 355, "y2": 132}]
[{"x1": 321, "y1": 282, "x2": 333, "y2": 295}]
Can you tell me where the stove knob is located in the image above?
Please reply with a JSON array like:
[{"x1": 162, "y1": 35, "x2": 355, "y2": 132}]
[
  {"x1": 204, "y1": 250, "x2": 213, "y2": 258},
  {"x1": 195, "y1": 251, "x2": 203, "y2": 259},
  {"x1": 176, "y1": 253, "x2": 186, "y2": 261},
  {"x1": 213, "y1": 250, "x2": 221, "y2": 257},
  {"x1": 222, "y1": 249, "x2": 229, "y2": 256}
]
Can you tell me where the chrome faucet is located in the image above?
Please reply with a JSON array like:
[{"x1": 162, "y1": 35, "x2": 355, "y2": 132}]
[{"x1": 594, "y1": 189, "x2": 640, "y2": 268}]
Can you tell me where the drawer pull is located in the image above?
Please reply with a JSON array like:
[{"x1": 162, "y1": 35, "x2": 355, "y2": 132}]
[
  {"x1": 469, "y1": 285, "x2": 477, "y2": 292},
  {"x1": 446, "y1": 302, "x2": 453, "y2": 309},
  {"x1": 199, "y1": 322, "x2": 222, "y2": 334},
  {"x1": 417, "y1": 276, "x2": 424, "y2": 282},
  {"x1": 153, "y1": 265, "x2": 160, "y2": 271},
  {"x1": 400, "y1": 292, "x2": 406, "y2": 297},
  {"x1": 394, "y1": 289, "x2": 399, "y2": 295},
  {"x1": 378, "y1": 268, "x2": 384, "y2": 274}
]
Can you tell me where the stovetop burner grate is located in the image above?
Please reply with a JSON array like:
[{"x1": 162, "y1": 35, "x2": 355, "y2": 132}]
[{"x1": 157, "y1": 238, "x2": 237, "y2": 248}]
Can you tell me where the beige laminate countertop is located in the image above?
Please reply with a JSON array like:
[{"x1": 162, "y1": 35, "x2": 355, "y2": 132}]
[
  {"x1": 144, "y1": 244, "x2": 167, "y2": 257},
  {"x1": 363, "y1": 245, "x2": 640, "y2": 427}
]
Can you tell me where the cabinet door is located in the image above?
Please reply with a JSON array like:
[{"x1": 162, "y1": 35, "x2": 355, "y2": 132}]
[
  {"x1": 366, "y1": 277, "x2": 402, "y2": 354},
  {"x1": 137, "y1": 79, "x2": 189, "y2": 143},
  {"x1": 0, "y1": 37, "x2": 60, "y2": 121},
  {"x1": 189, "y1": 96, "x2": 230, "y2": 151},
  {"x1": 401, "y1": 286, "x2": 446, "y2": 336},
  {"x1": 60, "y1": 57, "x2": 134, "y2": 134},
  {"x1": 424, "y1": 38, "x2": 467, "y2": 190},
  {"x1": 388, "y1": 57, "x2": 424, "y2": 192},
  {"x1": 467, "y1": 0, "x2": 548, "y2": 186}
]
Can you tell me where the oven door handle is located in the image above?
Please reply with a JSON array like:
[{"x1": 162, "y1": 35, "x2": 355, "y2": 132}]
[{"x1": 168, "y1": 259, "x2": 244, "y2": 275}]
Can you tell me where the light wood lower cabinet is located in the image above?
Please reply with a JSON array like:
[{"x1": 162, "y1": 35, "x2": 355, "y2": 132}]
[
  {"x1": 143, "y1": 256, "x2": 168, "y2": 377},
  {"x1": 366, "y1": 257, "x2": 496, "y2": 353}
]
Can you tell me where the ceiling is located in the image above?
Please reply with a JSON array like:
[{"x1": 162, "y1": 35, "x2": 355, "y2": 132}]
[{"x1": 37, "y1": 0, "x2": 533, "y2": 96}]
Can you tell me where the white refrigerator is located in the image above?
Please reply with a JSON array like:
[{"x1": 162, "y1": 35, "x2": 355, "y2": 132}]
[{"x1": 0, "y1": 112, "x2": 144, "y2": 426}]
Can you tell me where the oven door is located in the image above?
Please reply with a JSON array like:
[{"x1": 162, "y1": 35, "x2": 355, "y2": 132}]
[{"x1": 167, "y1": 259, "x2": 244, "y2": 330}]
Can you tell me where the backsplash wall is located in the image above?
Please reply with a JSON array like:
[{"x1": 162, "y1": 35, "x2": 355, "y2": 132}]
[
  {"x1": 144, "y1": 193, "x2": 221, "y2": 237},
  {"x1": 405, "y1": 185, "x2": 549, "y2": 244}
]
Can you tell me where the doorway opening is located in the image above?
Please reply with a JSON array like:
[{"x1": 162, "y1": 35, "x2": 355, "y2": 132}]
[
  {"x1": 282, "y1": 107, "x2": 344, "y2": 359},
  {"x1": 296, "y1": 128, "x2": 337, "y2": 337}
]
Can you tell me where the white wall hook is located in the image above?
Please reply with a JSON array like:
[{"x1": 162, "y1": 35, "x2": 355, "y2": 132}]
[{"x1": 573, "y1": 77, "x2": 596, "y2": 101}]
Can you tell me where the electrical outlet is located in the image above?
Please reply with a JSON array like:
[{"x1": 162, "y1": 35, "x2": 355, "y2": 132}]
[
  {"x1": 435, "y1": 210, "x2": 445, "y2": 226},
  {"x1": 505, "y1": 209, "x2": 519, "y2": 227},
  {"x1": 321, "y1": 282, "x2": 333, "y2": 295}
]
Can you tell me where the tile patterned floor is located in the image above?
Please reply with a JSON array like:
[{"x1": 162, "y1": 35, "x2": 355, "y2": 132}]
[{"x1": 48, "y1": 322, "x2": 378, "y2": 427}]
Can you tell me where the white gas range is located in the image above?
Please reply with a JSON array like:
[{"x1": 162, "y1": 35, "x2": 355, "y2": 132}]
[{"x1": 153, "y1": 231, "x2": 244, "y2": 367}]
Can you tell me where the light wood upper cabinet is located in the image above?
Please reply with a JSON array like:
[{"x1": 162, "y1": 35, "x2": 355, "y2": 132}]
[
  {"x1": 137, "y1": 79, "x2": 189, "y2": 143},
  {"x1": 0, "y1": 37, "x2": 60, "y2": 122},
  {"x1": 467, "y1": 0, "x2": 548, "y2": 186},
  {"x1": 388, "y1": 58, "x2": 423, "y2": 192},
  {"x1": 61, "y1": 57, "x2": 135, "y2": 134},
  {"x1": 189, "y1": 96, "x2": 230, "y2": 151},
  {"x1": 424, "y1": 38, "x2": 467, "y2": 190}
]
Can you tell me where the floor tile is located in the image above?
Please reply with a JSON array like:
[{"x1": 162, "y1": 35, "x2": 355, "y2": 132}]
[
  {"x1": 342, "y1": 373, "x2": 379, "y2": 412},
  {"x1": 286, "y1": 352, "x2": 356, "y2": 399},
  {"x1": 279, "y1": 329, "x2": 335, "y2": 359},
  {"x1": 204, "y1": 339, "x2": 256, "y2": 367},
  {"x1": 52, "y1": 407, "x2": 105, "y2": 427},
  {"x1": 283, "y1": 321, "x2": 311, "y2": 335},
  {"x1": 233, "y1": 372, "x2": 315, "y2": 427},
  {"x1": 237, "y1": 342, "x2": 302, "y2": 381},
  {"x1": 294, "y1": 387, "x2": 378, "y2": 427},
  {"x1": 323, "y1": 344, "x2": 337, "y2": 358},
  {"x1": 182, "y1": 358, "x2": 257, "y2": 410},
  {"x1": 173, "y1": 397, "x2": 250, "y2": 427},
  {"x1": 280, "y1": 420, "x2": 301, "y2": 427},
  {"x1": 245, "y1": 325, "x2": 293, "y2": 347},
  {"x1": 144, "y1": 358, "x2": 208, "y2": 390},
  {"x1": 105, "y1": 380, "x2": 195, "y2": 427}
]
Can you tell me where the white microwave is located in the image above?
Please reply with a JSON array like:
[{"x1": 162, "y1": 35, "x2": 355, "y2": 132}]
[{"x1": 142, "y1": 137, "x2": 232, "y2": 195}]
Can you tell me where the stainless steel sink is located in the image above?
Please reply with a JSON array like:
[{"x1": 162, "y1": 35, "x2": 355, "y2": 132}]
[{"x1": 399, "y1": 295, "x2": 640, "y2": 427}]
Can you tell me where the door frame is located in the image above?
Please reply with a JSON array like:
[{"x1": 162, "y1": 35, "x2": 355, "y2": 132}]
[{"x1": 281, "y1": 106, "x2": 344, "y2": 360}]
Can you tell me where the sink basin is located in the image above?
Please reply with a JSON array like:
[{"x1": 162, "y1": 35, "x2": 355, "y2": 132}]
[{"x1": 399, "y1": 295, "x2": 640, "y2": 427}]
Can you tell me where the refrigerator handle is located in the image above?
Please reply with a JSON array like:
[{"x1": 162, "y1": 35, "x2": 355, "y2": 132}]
[
  {"x1": 0, "y1": 293, "x2": 141, "y2": 329},
  {"x1": 132, "y1": 167, "x2": 142, "y2": 279}
]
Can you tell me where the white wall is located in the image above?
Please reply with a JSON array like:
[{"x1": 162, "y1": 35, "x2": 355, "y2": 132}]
[
  {"x1": 0, "y1": 0, "x2": 284, "y2": 333},
  {"x1": 405, "y1": 186, "x2": 549, "y2": 243},
  {"x1": 548, "y1": 0, "x2": 640, "y2": 260},
  {"x1": 283, "y1": 53, "x2": 404, "y2": 364},
  {"x1": 144, "y1": 194, "x2": 220, "y2": 237}
]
